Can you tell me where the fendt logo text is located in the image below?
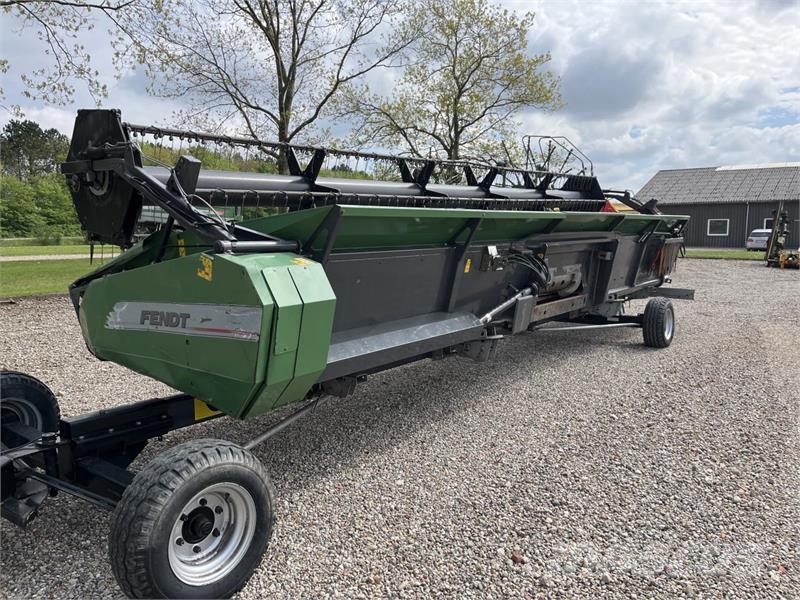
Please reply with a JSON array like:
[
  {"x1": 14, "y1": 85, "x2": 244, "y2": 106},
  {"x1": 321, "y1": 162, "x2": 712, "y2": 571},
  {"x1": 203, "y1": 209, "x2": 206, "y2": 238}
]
[{"x1": 139, "y1": 310, "x2": 191, "y2": 328}]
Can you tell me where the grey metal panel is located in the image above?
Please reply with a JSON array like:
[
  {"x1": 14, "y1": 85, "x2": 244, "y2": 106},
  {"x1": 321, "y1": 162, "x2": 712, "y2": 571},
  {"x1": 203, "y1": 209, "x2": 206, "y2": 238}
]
[
  {"x1": 661, "y1": 203, "x2": 748, "y2": 248},
  {"x1": 325, "y1": 247, "x2": 457, "y2": 331},
  {"x1": 324, "y1": 231, "x2": 622, "y2": 335},
  {"x1": 664, "y1": 201, "x2": 800, "y2": 248},
  {"x1": 322, "y1": 312, "x2": 483, "y2": 380}
]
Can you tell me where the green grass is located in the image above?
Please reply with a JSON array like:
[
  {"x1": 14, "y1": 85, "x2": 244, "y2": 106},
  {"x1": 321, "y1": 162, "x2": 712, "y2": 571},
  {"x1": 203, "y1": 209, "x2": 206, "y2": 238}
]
[
  {"x1": 0, "y1": 244, "x2": 94, "y2": 257},
  {"x1": 1, "y1": 258, "x2": 109, "y2": 297},
  {"x1": 0, "y1": 236, "x2": 86, "y2": 247},
  {"x1": 683, "y1": 248, "x2": 763, "y2": 261}
]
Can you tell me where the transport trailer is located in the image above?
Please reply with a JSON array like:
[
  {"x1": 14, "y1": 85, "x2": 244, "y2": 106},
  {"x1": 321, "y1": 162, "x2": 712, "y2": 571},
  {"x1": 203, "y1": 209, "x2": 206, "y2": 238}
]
[{"x1": 1, "y1": 109, "x2": 694, "y2": 598}]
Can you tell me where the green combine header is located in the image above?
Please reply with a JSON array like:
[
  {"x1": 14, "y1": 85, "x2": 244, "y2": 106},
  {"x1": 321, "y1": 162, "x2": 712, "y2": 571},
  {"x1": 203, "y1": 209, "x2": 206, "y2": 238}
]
[{"x1": 2, "y1": 109, "x2": 693, "y2": 599}]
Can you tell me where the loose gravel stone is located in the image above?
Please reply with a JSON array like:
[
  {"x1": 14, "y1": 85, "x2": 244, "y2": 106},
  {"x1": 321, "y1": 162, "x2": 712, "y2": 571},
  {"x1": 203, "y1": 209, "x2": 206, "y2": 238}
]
[{"x1": 1, "y1": 259, "x2": 798, "y2": 599}]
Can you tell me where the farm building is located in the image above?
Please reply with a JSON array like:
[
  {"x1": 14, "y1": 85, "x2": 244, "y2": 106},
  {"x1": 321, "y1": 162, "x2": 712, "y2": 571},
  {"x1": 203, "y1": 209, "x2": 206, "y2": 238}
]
[{"x1": 637, "y1": 163, "x2": 800, "y2": 248}]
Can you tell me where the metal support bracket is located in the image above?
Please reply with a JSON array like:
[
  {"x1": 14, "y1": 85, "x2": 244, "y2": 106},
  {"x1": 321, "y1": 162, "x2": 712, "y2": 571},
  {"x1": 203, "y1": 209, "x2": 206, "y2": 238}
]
[
  {"x1": 244, "y1": 397, "x2": 325, "y2": 450},
  {"x1": 625, "y1": 286, "x2": 695, "y2": 301},
  {"x1": 446, "y1": 218, "x2": 482, "y2": 312},
  {"x1": 301, "y1": 205, "x2": 344, "y2": 266}
]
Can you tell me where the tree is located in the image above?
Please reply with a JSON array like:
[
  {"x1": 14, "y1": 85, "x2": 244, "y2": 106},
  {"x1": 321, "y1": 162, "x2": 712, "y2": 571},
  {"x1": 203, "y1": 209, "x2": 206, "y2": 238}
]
[
  {"x1": 0, "y1": 120, "x2": 70, "y2": 179},
  {"x1": 0, "y1": 1, "x2": 137, "y2": 106},
  {"x1": 115, "y1": 0, "x2": 420, "y2": 171},
  {"x1": 0, "y1": 174, "x2": 43, "y2": 236},
  {"x1": 0, "y1": 173, "x2": 81, "y2": 238},
  {"x1": 340, "y1": 0, "x2": 561, "y2": 162},
  {"x1": 30, "y1": 173, "x2": 81, "y2": 236}
]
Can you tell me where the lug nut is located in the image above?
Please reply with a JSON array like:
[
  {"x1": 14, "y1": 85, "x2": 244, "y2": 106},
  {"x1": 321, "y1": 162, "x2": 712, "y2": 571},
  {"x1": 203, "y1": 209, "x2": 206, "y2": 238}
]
[
  {"x1": 214, "y1": 506, "x2": 223, "y2": 514},
  {"x1": 175, "y1": 538, "x2": 184, "y2": 546},
  {"x1": 212, "y1": 528, "x2": 220, "y2": 537},
  {"x1": 199, "y1": 498, "x2": 207, "y2": 506},
  {"x1": 193, "y1": 545, "x2": 201, "y2": 554},
  {"x1": 180, "y1": 514, "x2": 188, "y2": 521}
]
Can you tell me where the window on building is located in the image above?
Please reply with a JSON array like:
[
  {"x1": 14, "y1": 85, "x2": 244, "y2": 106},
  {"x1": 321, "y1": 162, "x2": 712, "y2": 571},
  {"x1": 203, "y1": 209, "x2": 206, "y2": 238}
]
[
  {"x1": 764, "y1": 218, "x2": 773, "y2": 229},
  {"x1": 707, "y1": 219, "x2": 729, "y2": 236}
]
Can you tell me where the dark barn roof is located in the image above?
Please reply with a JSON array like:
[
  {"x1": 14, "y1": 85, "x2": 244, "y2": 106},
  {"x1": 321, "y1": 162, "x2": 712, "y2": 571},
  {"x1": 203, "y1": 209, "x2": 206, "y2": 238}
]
[{"x1": 637, "y1": 163, "x2": 800, "y2": 206}]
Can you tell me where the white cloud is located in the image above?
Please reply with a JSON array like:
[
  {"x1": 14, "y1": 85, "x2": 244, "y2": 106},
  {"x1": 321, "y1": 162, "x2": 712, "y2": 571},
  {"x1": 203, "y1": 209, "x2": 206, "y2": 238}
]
[
  {"x1": 519, "y1": 0, "x2": 800, "y2": 189},
  {"x1": 1, "y1": 0, "x2": 798, "y2": 192}
]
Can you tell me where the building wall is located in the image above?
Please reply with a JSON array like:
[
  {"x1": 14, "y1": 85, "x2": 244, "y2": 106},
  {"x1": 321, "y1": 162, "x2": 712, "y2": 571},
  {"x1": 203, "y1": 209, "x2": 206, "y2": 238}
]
[{"x1": 662, "y1": 201, "x2": 800, "y2": 248}]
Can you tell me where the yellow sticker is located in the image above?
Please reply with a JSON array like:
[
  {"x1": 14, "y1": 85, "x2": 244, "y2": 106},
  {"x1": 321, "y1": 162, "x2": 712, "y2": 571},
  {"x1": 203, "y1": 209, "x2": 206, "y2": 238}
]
[
  {"x1": 177, "y1": 238, "x2": 186, "y2": 257},
  {"x1": 292, "y1": 257, "x2": 311, "y2": 266},
  {"x1": 197, "y1": 255, "x2": 213, "y2": 281},
  {"x1": 464, "y1": 258, "x2": 472, "y2": 273},
  {"x1": 194, "y1": 398, "x2": 222, "y2": 421}
]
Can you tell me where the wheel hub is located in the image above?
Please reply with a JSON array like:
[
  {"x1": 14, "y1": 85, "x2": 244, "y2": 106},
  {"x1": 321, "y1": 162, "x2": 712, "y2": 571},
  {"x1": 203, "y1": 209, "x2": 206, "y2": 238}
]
[
  {"x1": 182, "y1": 506, "x2": 215, "y2": 544},
  {"x1": 168, "y1": 482, "x2": 257, "y2": 586}
]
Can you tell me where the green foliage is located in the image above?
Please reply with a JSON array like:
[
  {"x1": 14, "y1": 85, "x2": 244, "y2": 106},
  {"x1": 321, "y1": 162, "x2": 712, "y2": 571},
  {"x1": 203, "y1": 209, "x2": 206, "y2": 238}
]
[
  {"x1": 1, "y1": 120, "x2": 70, "y2": 179},
  {"x1": 318, "y1": 167, "x2": 372, "y2": 180},
  {"x1": 1, "y1": 173, "x2": 80, "y2": 238},
  {"x1": 241, "y1": 207, "x2": 276, "y2": 220},
  {"x1": 30, "y1": 175, "x2": 80, "y2": 233},
  {"x1": 342, "y1": 0, "x2": 561, "y2": 162},
  {"x1": 0, "y1": 175, "x2": 42, "y2": 237},
  {"x1": 139, "y1": 142, "x2": 278, "y2": 174}
]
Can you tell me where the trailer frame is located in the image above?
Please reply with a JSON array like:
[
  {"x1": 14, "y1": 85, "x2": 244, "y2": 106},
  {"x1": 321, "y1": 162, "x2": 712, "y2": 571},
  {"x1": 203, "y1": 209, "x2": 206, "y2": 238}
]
[{"x1": 3, "y1": 108, "x2": 695, "y2": 599}]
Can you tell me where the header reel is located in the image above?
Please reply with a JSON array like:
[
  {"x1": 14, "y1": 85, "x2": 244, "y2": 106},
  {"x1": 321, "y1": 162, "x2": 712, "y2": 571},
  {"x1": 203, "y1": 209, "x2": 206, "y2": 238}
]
[{"x1": 63, "y1": 109, "x2": 621, "y2": 249}]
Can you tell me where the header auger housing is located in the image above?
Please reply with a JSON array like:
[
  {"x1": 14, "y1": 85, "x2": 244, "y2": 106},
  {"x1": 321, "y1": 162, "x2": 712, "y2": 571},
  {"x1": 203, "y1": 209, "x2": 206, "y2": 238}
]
[{"x1": 4, "y1": 108, "x2": 693, "y2": 599}]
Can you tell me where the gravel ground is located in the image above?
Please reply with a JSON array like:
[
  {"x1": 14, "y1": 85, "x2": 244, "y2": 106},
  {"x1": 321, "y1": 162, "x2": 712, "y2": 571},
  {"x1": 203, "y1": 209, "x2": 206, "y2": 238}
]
[{"x1": 1, "y1": 259, "x2": 798, "y2": 599}]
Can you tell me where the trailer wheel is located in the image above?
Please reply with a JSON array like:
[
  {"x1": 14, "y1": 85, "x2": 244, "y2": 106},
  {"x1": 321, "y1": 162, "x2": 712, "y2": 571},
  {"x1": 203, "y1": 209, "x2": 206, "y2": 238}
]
[
  {"x1": 642, "y1": 297, "x2": 675, "y2": 348},
  {"x1": 0, "y1": 371, "x2": 60, "y2": 437},
  {"x1": 109, "y1": 439, "x2": 275, "y2": 599}
]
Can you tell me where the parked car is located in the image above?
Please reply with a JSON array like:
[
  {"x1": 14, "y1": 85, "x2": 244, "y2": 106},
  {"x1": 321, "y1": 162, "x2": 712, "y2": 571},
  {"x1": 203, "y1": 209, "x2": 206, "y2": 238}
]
[{"x1": 746, "y1": 228, "x2": 772, "y2": 250}]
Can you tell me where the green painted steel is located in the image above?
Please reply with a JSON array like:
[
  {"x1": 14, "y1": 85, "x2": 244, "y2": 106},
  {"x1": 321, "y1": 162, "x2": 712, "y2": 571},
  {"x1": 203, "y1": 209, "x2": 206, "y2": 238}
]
[
  {"x1": 244, "y1": 205, "x2": 689, "y2": 249},
  {"x1": 244, "y1": 259, "x2": 338, "y2": 416},
  {"x1": 73, "y1": 204, "x2": 686, "y2": 421},
  {"x1": 77, "y1": 250, "x2": 335, "y2": 419}
]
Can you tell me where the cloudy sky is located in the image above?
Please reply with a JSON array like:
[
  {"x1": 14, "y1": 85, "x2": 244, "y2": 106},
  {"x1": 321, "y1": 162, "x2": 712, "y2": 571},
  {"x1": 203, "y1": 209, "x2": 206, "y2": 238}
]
[{"x1": 1, "y1": 0, "x2": 798, "y2": 190}]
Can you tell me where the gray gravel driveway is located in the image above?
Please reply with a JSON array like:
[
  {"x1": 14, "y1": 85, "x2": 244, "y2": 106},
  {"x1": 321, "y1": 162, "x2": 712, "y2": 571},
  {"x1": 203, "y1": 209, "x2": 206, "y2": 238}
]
[{"x1": 1, "y1": 259, "x2": 798, "y2": 599}]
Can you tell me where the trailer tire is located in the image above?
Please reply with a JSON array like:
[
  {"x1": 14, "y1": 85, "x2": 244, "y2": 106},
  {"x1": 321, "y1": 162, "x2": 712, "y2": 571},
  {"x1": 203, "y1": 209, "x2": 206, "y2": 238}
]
[
  {"x1": 642, "y1": 297, "x2": 675, "y2": 348},
  {"x1": 0, "y1": 371, "x2": 60, "y2": 436},
  {"x1": 109, "y1": 439, "x2": 275, "y2": 599}
]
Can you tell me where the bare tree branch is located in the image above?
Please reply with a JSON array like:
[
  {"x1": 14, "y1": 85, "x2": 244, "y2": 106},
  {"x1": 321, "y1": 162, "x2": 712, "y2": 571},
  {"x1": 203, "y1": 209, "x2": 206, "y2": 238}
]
[
  {"x1": 113, "y1": 0, "x2": 419, "y2": 170},
  {"x1": 340, "y1": 0, "x2": 561, "y2": 161},
  {"x1": 2, "y1": 0, "x2": 140, "y2": 105}
]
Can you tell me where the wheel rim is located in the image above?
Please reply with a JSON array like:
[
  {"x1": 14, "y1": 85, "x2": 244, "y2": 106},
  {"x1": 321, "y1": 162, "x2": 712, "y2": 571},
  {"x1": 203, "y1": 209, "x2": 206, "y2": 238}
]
[
  {"x1": 664, "y1": 307, "x2": 674, "y2": 340},
  {"x1": 168, "y1": 482, "x2": 257, "y2": 587}
]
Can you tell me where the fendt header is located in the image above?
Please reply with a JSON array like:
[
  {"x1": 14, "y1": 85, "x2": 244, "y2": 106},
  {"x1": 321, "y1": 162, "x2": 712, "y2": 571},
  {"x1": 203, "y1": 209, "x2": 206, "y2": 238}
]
[{"x1": 2, "y1": 109, "x2": 693, "y2": 599}]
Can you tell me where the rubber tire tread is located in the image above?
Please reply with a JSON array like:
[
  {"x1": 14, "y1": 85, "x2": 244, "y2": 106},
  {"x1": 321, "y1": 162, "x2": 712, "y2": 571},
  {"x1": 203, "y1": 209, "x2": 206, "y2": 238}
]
[
  {"x1": 0, "y1": 370, "x2": 61, "y2": 432},
  {"x1": 642, "y1": 297, "x2": 674, "y2": 348},
  {"x1": 109, "y1": 439, "x2": 275, "y2": 599}
]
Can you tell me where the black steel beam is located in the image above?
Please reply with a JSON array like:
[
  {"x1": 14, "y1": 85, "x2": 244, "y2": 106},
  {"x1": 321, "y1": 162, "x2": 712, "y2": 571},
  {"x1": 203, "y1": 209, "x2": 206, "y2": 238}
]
[{"x1": 446, "y1": 218, "x2": 482, "y2": 312}]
